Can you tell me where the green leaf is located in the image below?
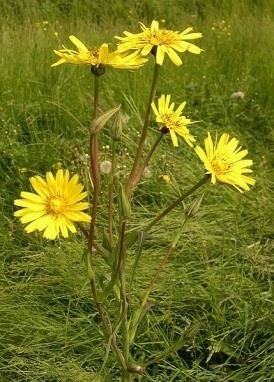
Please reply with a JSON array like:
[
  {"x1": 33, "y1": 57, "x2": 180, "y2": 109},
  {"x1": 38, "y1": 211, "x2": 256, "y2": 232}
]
[
  {"x1": 128, "y1": 304, "x2": 150, "y2": 345},
  {"x1": 144, "y1": 321, "x2": 202, "y2": 367}
]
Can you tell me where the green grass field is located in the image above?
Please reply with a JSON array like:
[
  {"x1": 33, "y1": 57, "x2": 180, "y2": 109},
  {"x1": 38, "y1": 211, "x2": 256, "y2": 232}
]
[{"x1": 1, "y1": 0, "x2": 274, "y2": 381}]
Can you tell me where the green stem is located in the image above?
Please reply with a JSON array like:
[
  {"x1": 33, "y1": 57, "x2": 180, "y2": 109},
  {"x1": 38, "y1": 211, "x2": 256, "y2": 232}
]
[
  {"x1": 141, "y1": 220, "x2": 187, "y2": 308},
  {"x1": 88, "y1": 75, "x2": 129, "y2": 372},
  {"x1": 87, "y1": 73, "x2": 130, "y2": 377},
  {"x1": 90, "y1": 280, "x2": 128, "y2": 372},
  {"x1": 93, "y1": 75, "x2": 100, "y2": 118},
  {"x1": 144, "y1": 174, "x2": 210, "y2": 233},
  {"x1": 129, "y1": 231, "x2": 146, "y2": 294},
  {"x1": 88, "y1": 76, "x2": 100, "y2": 254},
  {"x1": 118, "y1": 221, "x2": 130, "y2": 365},
  {"x1": 108, "y1": 141, "x2": 117, "y2": 248},
  {"x1": 134, "y1": 132, "x2": 164, "y2": 185},
  {"x1": 124, "y1": 175, "x2": 210, "y2": 250},
  {"x1": 126, "y1": 62, "x2": 161, "y2": 196}
]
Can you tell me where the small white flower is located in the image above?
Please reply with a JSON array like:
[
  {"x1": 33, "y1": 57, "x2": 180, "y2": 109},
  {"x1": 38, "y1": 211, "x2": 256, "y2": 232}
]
[
  {"x1": 231, "y1": 91, "x2": 245, "y2": 100},
  {"x1": 100, "y1": 160, "x2": 112, "y2": 174}
]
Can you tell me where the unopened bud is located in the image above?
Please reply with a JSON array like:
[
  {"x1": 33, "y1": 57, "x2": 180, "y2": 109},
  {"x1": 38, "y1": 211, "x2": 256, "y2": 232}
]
[
  {"x1": 129, "y1": 364, "x2": 145, "y2": 375},
  {"x1": 110, "y1": 108, "x2": 123, "y2": 140},
  {"x1": 91, "y1": 105, "x2": 120, "y2": 134},
  {"x1": 186, "y1": 193, "x2": 204, "y2": 218},
  {"x1": 118, "y1": 182, "x2": 131, "y2": 219}
]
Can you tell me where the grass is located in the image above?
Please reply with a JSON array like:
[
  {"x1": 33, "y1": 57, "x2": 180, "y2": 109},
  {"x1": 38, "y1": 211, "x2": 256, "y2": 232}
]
[{"x1": 0, "y1": 0, "x2": 274, "y2": 381}]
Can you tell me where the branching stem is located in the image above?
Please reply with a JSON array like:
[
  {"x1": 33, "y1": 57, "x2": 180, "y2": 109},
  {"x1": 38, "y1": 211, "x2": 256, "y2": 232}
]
[{"x1": 126, "y1": 62, "x2": 161, "y2": 196}]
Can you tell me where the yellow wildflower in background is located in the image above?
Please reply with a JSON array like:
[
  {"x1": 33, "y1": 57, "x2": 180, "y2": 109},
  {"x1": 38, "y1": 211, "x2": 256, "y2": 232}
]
[
  {"x1": 14, "y1": 169, "x2": 91, "y2": 240},
  {"x1": 51, "y1": 35, "x2": 147, "y2": 70},
  {"x1": 194, "y1": 133, "x2": 255, "y2": 193},
  {"x1": 160, "y1": 174, "x2": 171, "y2": 184},
  {"x1": 151, "y1": 94, "x2": 196, "y2": 147},
  {"x1": 115, "y1": 20, "x2": 203, "y2": 66}
]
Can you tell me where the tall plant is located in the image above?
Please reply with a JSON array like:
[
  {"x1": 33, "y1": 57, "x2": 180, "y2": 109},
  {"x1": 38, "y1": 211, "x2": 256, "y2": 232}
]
[{"x1": 14, "y1": 20, "x2": 255, "y2": 380}]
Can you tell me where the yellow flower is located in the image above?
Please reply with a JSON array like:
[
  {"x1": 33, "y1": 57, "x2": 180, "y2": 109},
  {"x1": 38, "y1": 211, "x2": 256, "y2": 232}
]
[
  {"x1": 14, "y1": 169, "x2": 91, "y2": 240},
  {"x1": 151, "y1": 94, "x2": 196, "y2": 147},
  {"x1": 194, "y1": 133, "x2": 256, "y2": 193},
  {"x1": 51, "y1": 35, "x2": 147, "y2": 71},
  {"x1": 160, "y1": 174, "x2": 171, "y2": 184},
  {"x1": 115, "y1": 20, "x2": 203, "y2": 66}
]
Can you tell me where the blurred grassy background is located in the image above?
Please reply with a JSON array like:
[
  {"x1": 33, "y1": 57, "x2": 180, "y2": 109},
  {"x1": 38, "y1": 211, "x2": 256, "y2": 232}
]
[{"x1": 0, "y1": 0, "x2": 273, "y2": 381}]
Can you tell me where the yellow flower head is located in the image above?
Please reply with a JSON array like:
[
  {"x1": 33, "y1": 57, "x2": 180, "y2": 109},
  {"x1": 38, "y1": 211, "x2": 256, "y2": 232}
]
[
  {"x1": 194, "y1": 132, "x2": 256, "y2": 193},
  {"x1": 115, "y1": 20, "x2": 203, "y2": 66},
  {"x1": 14, "y1": 169, "x2": 91, "y2": 240},
  {"x1": 151, "y1": 94, "x2": 196, "y2": 147},
  {"x1": 51, "y1": 35, "x2": 147, "y2": 72}
]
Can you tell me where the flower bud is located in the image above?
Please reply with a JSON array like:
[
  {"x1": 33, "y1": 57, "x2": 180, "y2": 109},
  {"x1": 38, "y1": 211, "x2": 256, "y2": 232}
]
[
  {"x1": 186, "y1": 193, "x2": 204, "y2": 218},
  {"x1": 117, "y1": 182, "x2": 131, "y2": 219},
  {"x1": 110, "y1": 108, "x2": 123, "y2": 140},
  {"x1": 91, "y1": 105, "x2": 120, "y2": 134},
  {"x1": 129, "y1": 364, "x2": 145, "y2": 375}
]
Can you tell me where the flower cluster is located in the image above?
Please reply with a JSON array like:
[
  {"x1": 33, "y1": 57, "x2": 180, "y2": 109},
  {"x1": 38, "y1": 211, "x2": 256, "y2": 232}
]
[
  {"x1": 11, "y1": 19, "x2": 257, "y2": 382},
  {"x1": 150, "y1": 94, "x2": 255, "y2": 191},
  {"x1": 51, "y1": 20, "x2": 203, "y2": 70},
  {"x1": 14, "y1": 20, "x2": 255, "y2": 242}
]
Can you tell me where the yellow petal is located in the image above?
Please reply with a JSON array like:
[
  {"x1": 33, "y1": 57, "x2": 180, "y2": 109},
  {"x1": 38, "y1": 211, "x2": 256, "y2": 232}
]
[
  {"x1": 170, "y1": 130, "x2": 178, "y2": 147},
  {"x1": 166, "y1": 48, "x2": 182, "y2": 66},
  {"x1": 69, "y1": 35, "x2": 89, "y2": 54},
  {"x1": 98, "y1": 44, "x2": 109, "y2": 63},
  {"x1": 156, "y1": 46, "x2": 165, "y2": 65},
  {"x1": 187, "y1": 43, "x2": 203, "y2": 54}
]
